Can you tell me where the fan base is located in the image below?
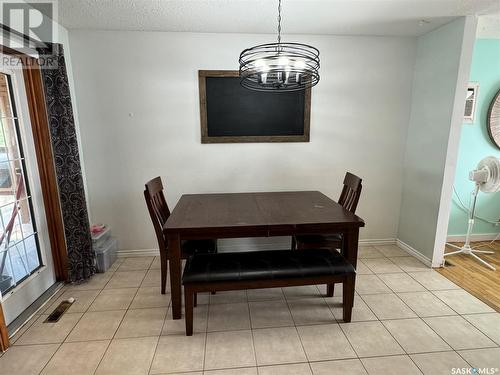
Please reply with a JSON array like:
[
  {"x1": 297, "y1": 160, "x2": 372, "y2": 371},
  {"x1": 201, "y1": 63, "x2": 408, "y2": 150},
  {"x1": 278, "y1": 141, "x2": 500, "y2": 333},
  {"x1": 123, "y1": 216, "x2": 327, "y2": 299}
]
[{"x1": 444, "y1": 243, "x2": 496, "y2": 271}]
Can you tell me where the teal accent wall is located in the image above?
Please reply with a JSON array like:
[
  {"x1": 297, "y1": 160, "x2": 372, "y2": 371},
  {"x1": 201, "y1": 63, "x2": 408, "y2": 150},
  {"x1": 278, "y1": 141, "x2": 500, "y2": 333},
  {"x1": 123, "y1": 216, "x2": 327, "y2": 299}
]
[{"x1": 448, "y1": 39, "x2": 500, "y2": 236}]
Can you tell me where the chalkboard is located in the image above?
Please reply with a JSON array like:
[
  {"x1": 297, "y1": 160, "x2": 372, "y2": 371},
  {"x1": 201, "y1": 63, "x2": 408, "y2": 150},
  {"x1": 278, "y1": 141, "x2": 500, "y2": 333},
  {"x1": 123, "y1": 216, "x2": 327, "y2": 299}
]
[{"x1": 199, "y1": 70, "x2": 310, "y2": 143}]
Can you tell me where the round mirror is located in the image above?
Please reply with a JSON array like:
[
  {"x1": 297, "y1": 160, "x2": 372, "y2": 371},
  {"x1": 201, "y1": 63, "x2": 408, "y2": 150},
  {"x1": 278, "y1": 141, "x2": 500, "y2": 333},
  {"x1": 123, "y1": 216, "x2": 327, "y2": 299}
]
[{"x1": 487, "y1": 89, "x2": 500, "y2": 149}]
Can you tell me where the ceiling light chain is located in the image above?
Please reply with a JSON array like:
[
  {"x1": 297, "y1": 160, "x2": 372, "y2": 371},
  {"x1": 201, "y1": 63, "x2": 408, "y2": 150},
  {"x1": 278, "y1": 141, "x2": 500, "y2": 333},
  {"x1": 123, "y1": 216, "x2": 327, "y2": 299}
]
[{"x1": 277, "y1": 0, "x2": 282, "y2": 45}]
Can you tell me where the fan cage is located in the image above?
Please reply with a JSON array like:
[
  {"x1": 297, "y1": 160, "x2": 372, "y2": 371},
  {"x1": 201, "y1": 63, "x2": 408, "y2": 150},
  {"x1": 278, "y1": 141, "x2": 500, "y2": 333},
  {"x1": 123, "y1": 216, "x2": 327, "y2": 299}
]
[
  {"x1": 239, "y1": 42, "x2": 320, "y2": 92},
  {"x1": 477, "y1": 156, "x2": 500, "y2": 193}
]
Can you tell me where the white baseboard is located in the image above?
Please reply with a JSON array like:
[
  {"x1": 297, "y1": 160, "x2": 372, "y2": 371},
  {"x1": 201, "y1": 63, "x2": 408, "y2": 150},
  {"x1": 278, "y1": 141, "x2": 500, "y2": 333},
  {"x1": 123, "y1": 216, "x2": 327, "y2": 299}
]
[
  {"x1": 360, "y1": 238, "x2": 396, "y2": 246},
  {"x1": 117, "y1": 237, "x2": 397, "y2": 258},
  {"x1": 117, "y1": 248, "x2": 159, "y2": 257},
  {"x1": 396, "y1": 239, "x2": 434, "y2": 267},
  {"x1": 446, "y1": 233, "x2": 499, "y2": 243},
  {"x1": 216, "y1": 237, "x2": 290, "y2": 252}
]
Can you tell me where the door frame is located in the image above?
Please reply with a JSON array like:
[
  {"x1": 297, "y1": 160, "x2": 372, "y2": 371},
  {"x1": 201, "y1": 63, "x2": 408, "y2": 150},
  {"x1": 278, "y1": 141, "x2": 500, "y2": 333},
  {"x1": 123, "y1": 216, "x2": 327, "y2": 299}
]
[
  {"x1": 0, "y1": 303, "x2": 7, "y2": 350},
  {"x1": 0, "y1": 45, "x2": 68, "y2": 350}
]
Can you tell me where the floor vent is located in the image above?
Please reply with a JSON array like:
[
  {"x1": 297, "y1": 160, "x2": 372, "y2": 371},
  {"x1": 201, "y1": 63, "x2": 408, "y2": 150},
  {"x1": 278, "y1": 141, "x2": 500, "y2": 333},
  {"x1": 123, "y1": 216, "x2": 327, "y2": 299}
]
[{"x1": 44, "y1": 299, "x2": 74, "y2": 323}]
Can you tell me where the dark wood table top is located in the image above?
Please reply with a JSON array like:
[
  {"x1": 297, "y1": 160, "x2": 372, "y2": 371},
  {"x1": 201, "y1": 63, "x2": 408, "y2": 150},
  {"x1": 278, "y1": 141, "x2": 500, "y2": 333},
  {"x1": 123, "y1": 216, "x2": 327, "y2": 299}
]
[{"x1": 164, "y1": 191, "x2": 365, "y2": 236}]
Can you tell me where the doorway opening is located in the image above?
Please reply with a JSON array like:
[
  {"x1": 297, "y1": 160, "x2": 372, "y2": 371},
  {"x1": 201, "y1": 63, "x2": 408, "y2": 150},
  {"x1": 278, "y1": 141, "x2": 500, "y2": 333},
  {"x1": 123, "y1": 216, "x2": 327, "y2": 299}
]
[{"x1": 0, "y1": 72, "x2": 44, "y2": 295}]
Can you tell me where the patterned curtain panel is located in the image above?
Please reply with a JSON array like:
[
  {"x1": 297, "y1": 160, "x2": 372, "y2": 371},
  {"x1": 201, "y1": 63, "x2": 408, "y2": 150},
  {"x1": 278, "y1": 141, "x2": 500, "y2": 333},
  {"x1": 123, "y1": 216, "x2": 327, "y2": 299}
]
[{"x1": 37, "y1": 43, "x2": 95, "y2": 282}]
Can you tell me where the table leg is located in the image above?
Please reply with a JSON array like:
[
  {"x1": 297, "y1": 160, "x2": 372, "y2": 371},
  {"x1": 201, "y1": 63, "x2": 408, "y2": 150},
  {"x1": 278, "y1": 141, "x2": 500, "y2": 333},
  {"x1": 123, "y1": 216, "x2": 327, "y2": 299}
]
[
  {"x1": 343, "y1": 228, "x2": 359, "y2": 269},
  {"x1": 168, "y1": 233, "x2": 182, "y2": 319}
]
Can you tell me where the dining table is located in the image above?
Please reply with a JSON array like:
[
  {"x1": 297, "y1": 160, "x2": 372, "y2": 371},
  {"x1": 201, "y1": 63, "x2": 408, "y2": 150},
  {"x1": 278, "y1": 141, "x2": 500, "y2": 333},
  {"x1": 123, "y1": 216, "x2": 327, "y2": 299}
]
[{"x1": 163, "y1": 190, "x2": 365, "y2": 319}]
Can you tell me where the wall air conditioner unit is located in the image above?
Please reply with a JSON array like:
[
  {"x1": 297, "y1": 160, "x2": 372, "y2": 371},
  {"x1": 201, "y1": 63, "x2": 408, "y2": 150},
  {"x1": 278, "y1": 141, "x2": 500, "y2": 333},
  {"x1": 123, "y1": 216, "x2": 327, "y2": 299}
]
[{"x1": 464, "y1": 82, "x2": 479, "y2": 123}]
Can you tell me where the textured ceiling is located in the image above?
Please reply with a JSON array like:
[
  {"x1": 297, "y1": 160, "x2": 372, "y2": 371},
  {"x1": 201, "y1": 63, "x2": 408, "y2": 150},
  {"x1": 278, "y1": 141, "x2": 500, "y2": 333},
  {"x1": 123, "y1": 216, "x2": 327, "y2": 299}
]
[
  {"x1": 56, "y1": 0, "x2": 500, "y2": 36},
  {"x1": 477, "y1": 14, "x2": 500, "y2": 38}
]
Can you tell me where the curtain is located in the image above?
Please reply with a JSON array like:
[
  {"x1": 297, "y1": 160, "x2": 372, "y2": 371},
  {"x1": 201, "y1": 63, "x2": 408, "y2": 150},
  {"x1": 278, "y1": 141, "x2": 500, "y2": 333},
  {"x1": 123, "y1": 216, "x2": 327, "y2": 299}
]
[{"x1": 37, "y1": 43, "x2": 94, "y2": 282}]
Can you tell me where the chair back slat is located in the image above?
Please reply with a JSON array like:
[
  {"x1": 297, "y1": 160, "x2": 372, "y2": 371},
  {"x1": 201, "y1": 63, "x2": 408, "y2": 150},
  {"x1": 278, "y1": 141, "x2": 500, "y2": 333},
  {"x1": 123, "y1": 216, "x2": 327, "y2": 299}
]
[
  {"x1": 144, "y1": 177, "x2": 171, "y2": 253},
  {"x1": 338, "y1": 172, "x2": 362, "y2": 213}
]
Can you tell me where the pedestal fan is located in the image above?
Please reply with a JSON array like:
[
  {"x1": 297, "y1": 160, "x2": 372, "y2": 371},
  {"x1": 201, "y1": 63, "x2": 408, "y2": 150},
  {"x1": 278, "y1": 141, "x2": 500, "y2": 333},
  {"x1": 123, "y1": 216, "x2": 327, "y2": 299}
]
[{"x1": 445, "y1": 156, "x2": 500, "y2": 270}]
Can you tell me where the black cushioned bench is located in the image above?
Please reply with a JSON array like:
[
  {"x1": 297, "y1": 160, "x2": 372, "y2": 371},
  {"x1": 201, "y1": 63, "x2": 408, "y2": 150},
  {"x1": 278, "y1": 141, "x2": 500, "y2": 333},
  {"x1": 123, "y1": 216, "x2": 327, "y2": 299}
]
[{"x1": 182, "y1": 248, "x2": 356, "y2": 336}]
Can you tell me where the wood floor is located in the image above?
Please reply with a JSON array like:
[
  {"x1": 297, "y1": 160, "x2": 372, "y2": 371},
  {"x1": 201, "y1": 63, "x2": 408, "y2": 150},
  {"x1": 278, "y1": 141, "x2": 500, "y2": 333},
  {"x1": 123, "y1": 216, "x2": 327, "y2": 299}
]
[{"x1": 438, "y1": 240, "x2": 500, "y2": 312}]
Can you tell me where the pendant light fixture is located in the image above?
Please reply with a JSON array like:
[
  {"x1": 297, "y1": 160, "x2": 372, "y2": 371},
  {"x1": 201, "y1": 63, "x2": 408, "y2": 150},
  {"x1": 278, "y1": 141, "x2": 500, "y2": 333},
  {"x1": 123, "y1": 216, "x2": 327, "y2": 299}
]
[{"x1": 239, "y1": 0, "x2": 320, "y2": 92}]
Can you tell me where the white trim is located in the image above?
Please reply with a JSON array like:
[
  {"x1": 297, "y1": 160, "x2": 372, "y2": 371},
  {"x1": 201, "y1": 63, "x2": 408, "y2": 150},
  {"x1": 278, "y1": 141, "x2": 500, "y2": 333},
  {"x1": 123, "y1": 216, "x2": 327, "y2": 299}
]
[
  {"x1": 117, "y1": 248, "x2": 159, "y2": 258},
  {"x1": 119, "y1": 239, "x2": 441, "y2": 271},
  {"x1": 359, "y1": 238, "x2": 396, "y2": 246},
  {"x1": 0, "y1": 54, "x2": 56, "y2": 324},
  {"x1": 446, "y1": 233, "x2": 499, "y2": 242},
  {"x1": 116, "y1": 238, "x2": 398, "y2": 258},
  {"x1": 396, "y1": 239, "x2": 434, "y2": 267},
  {"x1": 217, "y1": 237, "x2": 292, "y2": 252},
  {"x1": 215, "y1": 237, "x2": 397, "y2": 252},
  {"x1": 8, "y1": 283, "x2": 64, "y2": 339},
  {"x1": 433, "y1": 15, "x2": 478, "y2": 268}
]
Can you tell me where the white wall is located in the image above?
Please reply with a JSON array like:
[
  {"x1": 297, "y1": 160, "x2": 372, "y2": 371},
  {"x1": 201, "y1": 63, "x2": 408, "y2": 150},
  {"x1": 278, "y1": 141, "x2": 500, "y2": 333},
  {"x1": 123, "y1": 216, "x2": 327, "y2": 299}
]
[
  {"x1": 68, "y1": 30, "x2": 417, "y2": 252},
  {"x1": 397, "y1": 17, "x2": 477, "y2": 264}
]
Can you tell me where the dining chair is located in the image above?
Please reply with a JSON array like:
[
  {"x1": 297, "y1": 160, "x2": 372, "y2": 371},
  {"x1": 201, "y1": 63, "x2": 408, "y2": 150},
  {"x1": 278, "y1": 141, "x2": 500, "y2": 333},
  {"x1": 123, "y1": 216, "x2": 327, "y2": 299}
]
[
  {"x1": 144, "y1": 176, "x2": 217, "y2": 294},
  {"x1": 291, "y1": 172, "x2": 362, "y2": 296},
  {"x1": 292, "y1": 172, "x2": 362, "y2": 251}
]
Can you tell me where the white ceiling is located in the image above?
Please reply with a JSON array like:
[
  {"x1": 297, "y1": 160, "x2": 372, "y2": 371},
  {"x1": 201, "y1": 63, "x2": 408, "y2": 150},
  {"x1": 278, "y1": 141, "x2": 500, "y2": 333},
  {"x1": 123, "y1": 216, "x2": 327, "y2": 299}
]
[
  {"x1": 56, "y1": 0, "x2": 500, "y2": 37},
  {"x1": 477, "y1": 14, "x2": 500, "y2": 38}
]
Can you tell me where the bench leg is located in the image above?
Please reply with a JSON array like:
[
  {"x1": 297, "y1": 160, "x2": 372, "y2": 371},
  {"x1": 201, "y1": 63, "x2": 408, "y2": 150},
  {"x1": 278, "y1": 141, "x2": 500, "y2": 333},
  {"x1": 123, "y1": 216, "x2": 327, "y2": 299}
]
[
  {"x1": 326, "y1": 283, "x2": 335, "y2": 297},
  {"x1": 194, "y1": 293, "x2": 197, "y2": 308},
  {"x1": 185, "y1": 287, "x2": 194, "y2": 336},
  {"x1": 342, "y1": 276, "x2": 355, "y2": 323}
]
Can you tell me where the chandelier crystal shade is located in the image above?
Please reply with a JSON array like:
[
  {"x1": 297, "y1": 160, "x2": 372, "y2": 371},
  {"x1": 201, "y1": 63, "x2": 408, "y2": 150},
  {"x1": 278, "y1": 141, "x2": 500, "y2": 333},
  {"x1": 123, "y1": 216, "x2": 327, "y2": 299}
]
[{"x1": 239, "y1": 0, "x2": 320, "y2": 92}]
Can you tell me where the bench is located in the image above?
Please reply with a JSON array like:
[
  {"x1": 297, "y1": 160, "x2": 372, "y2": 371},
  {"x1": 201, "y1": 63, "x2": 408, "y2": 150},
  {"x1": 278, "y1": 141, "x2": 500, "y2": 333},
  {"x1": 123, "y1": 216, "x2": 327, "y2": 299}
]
[{"x1": 182, "y1": 248, "x2": 356, "y2": 336}]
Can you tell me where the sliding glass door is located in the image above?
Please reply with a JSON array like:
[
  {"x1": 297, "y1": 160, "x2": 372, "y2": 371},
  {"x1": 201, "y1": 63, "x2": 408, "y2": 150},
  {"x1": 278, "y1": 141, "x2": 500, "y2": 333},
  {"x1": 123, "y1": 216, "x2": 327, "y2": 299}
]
[{"x1": 0, "y1": 54, "x2": 55, "y2": 326}]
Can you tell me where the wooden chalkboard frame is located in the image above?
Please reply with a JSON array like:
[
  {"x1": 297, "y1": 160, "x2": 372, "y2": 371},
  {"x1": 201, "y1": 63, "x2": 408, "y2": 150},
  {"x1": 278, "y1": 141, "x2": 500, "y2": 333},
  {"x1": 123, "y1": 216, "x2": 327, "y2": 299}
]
[{"x1": 199, "y1": 70, "x2": 311, "y2": 143}]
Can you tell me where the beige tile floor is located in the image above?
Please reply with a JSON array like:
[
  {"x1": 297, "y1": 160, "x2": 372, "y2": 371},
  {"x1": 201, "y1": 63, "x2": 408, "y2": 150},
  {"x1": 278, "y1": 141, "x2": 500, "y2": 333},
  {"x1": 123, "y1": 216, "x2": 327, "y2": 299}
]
[{"x1": 1, "y1": 245, "x2": 500, "y2": 375}]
